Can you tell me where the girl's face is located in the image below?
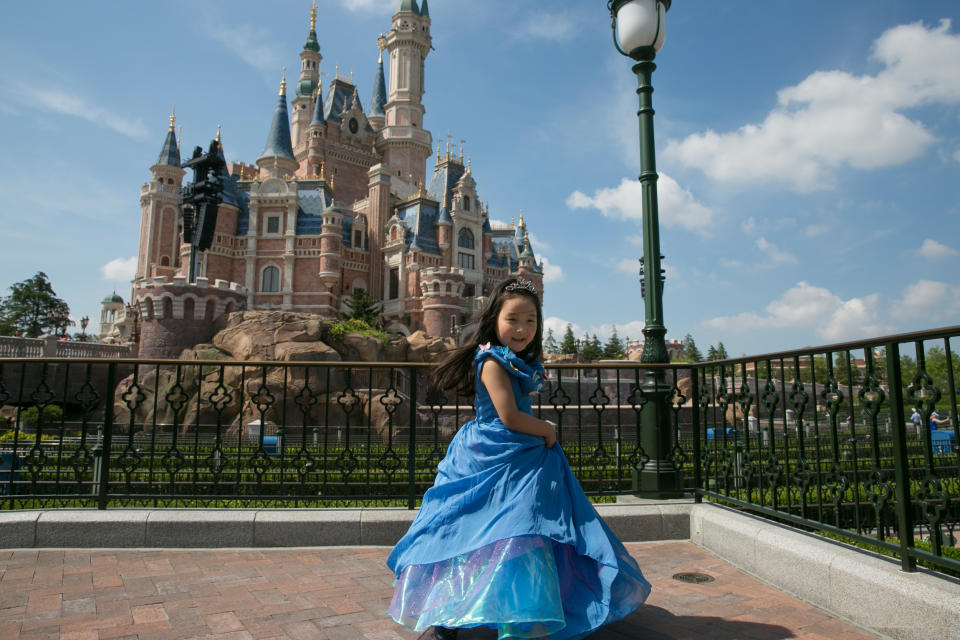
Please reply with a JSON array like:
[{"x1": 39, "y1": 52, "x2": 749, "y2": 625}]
[{"x1": 495, "y1": 295, "x2": 538, "y2": 353}]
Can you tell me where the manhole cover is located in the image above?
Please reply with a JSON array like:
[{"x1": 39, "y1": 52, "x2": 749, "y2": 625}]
[{"x1": 672, "y1": 572, "x2": 715, "y2": 583}]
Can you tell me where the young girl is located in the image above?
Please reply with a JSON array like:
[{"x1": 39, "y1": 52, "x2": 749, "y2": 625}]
[{"x1": 387, "y1": 277, "x2": 650, "y2": 640}]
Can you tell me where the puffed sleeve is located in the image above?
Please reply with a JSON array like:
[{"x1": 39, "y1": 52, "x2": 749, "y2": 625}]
[{"x1": 474, "y1": 343, "x2": 546, "y2": 395}]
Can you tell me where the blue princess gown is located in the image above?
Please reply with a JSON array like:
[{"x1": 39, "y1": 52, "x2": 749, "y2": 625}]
[{"x1": 387, "y1": 346, "x2": 651, "y2": 639}]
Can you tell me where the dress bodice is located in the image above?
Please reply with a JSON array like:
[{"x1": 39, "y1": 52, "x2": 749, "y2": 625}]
[{"x1": 473, "y1": 344, "x2": 546, "y2": 424}]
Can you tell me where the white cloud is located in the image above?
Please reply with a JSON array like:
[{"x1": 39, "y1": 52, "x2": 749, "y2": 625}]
[
  {"x1": 544, "y1": 316, "x2": 580, "y2": 340},
  {"x1": 665, "y1": 20, "x2": 960, "y2": 191},
  {"x1": 755, "y1": 237, "x2": 797, "y2": 264},
  {"x1": 705, "y1": 282, "x2": 890, "y2": 342},
  {"x1": 518, "y1": 13, "x2": 577, "y2": 41},
  {"x1": 16, "y1": 84, "x2": 148, "y2": 140},
  {"x1": 891, "y1": 280, "x2": 960, "y2": 324},
  {"x1": 101, "y1": 257, "x2": 137, "y2": 282},
  {"x1": 617, "y1": 258, "x2": 639, "y2": 276},
  {"x1": 202, "y1": 16, "x2": 283, "y2": 74},
  {"x1": 805, "y1": 223, "x2": 830, "y2": 237},
  {"x1": 741, "y1": 217, "x2": 756, "y2": 235},
  {"x1": 915, "y1": 238, "x2": 957, "y2": 260},
  {"x1": 539, "y1": 255, "x2": 565, "y2": 283},
  {"x1": 527, "y1": 232, "x2": 550, "y2": 252},
  {"x1": 589, "y1": 321, "x2": 646, "y2": 342},
  {"x1": 566, "y1": 173, "x2": 716, "y2": 234}
]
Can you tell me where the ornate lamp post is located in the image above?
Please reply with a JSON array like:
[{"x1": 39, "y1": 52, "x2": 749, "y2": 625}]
[
  {"x1": 609, "y1": 0, "x2": 682, "y2": 497},
  {"x1": 80, "y1": 316, "x2": 89, "y2": 342}
]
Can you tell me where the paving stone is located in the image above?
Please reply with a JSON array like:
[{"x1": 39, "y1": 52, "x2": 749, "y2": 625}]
[{"x1": 4, "y1": 542, "x2": 882, "y2": 640}]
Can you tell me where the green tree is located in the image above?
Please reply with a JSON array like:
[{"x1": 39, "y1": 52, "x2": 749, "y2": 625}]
[
  {"x1": 706, "y1": 344, "x2": 718, "y2": 361},
  {"x1": 342, "y1": 288, "x2": 382, "y2": 328},
  {"x1": 715, "y1": 342, "x2": 729, "y2": 360},
  {"x1": 560, "y1": 323, "x2": 577, "y2": 355},
  {"x1": 0, "y1": 272, "x2": 71, "y2": 337},
  {"x1": 678, "y1": 333, "x2": 702, "y2": 363},
  {"x1": 602, "y1": 326, "x2": 625, "y2": 360},
  {"x1": 543, "y1": 328, "x2": 559, "y2": 355},
  {"x1": 580, "y1": 334, "x2": 603, "y2": 362},
  {"x1": 833, "y1": 352, "x2": 861, "y2": 387}
]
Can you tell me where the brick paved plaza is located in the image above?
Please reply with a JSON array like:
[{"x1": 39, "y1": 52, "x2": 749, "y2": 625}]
[{"x1": 0, "y1": 541, "x2": 879, "y2": 640}]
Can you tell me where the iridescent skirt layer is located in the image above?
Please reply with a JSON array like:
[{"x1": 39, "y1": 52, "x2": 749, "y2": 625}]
[
  {"x1": 388, "y1": 534, "x2": 650, "y2": 640},
  {"x1": 387, "y1": 416, "x2": 651, "y2": 640}
]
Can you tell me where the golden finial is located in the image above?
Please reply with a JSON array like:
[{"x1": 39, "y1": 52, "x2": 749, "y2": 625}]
[
  {"x1": 330, "y1": 176, "x2": 335, "y2": 190},
  {"x1": 466, "y1": 155, "x2": 471, "y2": 174},
  {"x1": 279, "y1": 67, "x2": 287, "y2": 96},
  {"x1": 320, "y1": 160, "x2": 325, "y2": 180},
  {"x1": 350, "y1": 68, "x2": 354, "y2": 83},
  {"x1": 417, "y1": 179, "x2": 424, "y2": 195},
  {"x1": 168, "y1": 105, "x2": 176, "y2": 132},
  {"x1": 377, "y1": 34, "x2": 386, "y2": 63},
  {"x1": 176, "y1": 125, "x2": 182, "y2": 150},
  {"x1": 335, "y1": 62, "x2": 339, "y2": 77},
  {"x1": 459, "y1": 139, "x2": 465, "y2": 162},
  {"x1": 436, "y1": 141, "x2": 441, "y2": 161},
  {"x1": 310, "y1": 0, "x2": 317, "y2": 31},
  {"x1": 519, "y1": 211, "x2": 525, "y2": 226},
  {"x1": 445, "y1": 139, "x2": 451, "y2": 159},
  {"x1": 215, "y1": 124, "x2": 222, "y2": 145}
]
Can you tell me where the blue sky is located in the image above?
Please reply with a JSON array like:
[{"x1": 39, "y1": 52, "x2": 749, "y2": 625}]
[{"x1": 1, "y1": 1, "x2": 959, "y2": 356}]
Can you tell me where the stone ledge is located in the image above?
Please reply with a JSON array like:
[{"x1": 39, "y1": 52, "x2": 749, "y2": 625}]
[{"x1": 690, "y1": 502, "x2": 960, "y2": 640}]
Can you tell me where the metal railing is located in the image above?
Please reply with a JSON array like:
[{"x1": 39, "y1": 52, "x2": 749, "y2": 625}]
[{"x1": 1, "y1": 324, "x2": 957, "y2": 576}]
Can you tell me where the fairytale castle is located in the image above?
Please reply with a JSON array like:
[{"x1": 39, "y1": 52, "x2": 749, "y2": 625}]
[{"x1": 122, "y1": 0, "x2": 544, "y2": 357}]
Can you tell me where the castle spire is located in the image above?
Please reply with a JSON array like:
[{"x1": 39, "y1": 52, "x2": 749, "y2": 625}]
[
  {"x1": 304, "y1": 1, "x2": 320, "y2": 53},
  {"x1": 156, "y1": 107, "x2": 180, "y2": 166},
  {"x1": 257, "y1": 70, "x2": 297, "y2": 172},
  {"x1": 369, "y1": 36, "x2": 387, "y2": 118},
  {"x1": 419, "y1": 0, "x2": 429, "y2": 18},
  {"x1": 396, "y1": 0, "x2": 420, "y2": 14},
  {"x1": 310, "y1": 85, "x2": 325, "y2": 126}
]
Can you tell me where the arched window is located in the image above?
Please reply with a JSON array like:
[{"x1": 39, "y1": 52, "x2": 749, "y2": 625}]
[
  {"x1": 160, "y1": 256, "x2": 170, "y2": 266},
  {"x1": 205, "y1": 299, "x2": 216, "y2": 320},
  {"x1": 458, "y1": 228, "x2": 474, "y2": 249},
  {"x1": 262, "y1": 266, "x2": 280, "y2": 293},
  {"x1": 463, "y1": 196, "x2": 471, "y2": 211},
  {"x1": 391, "y1": 226, "x2": 398, "y2": 242}
]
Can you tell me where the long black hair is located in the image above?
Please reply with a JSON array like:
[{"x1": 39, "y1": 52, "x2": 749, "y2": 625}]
[{"x1": 430, "y1": 276, "x2": 543, "y2": 397}]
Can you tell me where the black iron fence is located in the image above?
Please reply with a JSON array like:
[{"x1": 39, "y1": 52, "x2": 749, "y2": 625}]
[{"x1": 1, "y1": 325, "x2": 958, "y2": 576}]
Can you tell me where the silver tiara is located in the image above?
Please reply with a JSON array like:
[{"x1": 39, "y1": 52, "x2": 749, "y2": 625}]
[{"x1": 505, "y1": 277, "x2": 537, "y2": 294}]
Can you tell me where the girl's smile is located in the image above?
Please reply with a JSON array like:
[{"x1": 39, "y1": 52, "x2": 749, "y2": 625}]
[{"x1": 496, "y1": 296, "x2": 538, "y2": 353}]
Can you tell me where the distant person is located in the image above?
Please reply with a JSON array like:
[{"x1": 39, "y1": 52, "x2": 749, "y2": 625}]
[
  {"x1": 386, "y1": 277, "x2": 650, "y2": 640},
  {"x1": 910, "y1": 408, "x2": 922, "y2": 432},
  {"x1": 929, "y1": 410, "x2": 950, "y2": 431}
]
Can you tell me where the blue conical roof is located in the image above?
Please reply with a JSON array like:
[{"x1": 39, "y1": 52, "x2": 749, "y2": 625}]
[
  {"x1": 260, "y1": 90, "x2": 296, "y2": 162},
  {"x1": 157, "y1": 128, "x2": 180, "y2": 166},
  {"x1": 419, "y1": 0, "x2": 429, "y2": 17},
  {"x1": 369, "y1": 58, "x2": 387, "y2": 117},
  {"x1": 311, "y1": 86, "x2": 325, "y2": 126}
]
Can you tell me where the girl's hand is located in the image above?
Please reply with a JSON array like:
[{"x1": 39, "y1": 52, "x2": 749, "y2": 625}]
[{"x1": 544, "y1": 420, "x2": 557, "y2": 449}]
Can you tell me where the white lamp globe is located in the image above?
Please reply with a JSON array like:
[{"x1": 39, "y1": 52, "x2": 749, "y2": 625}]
[{"x1": 614, "y1": 0, "x2": 668, "y2": 54}]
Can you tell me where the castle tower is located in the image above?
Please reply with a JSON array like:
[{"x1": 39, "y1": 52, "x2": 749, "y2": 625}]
[
  {"x1": 256, "y1": 72, "x2": 299, "y2": 178},
  {"x1": 379, "y1": 0, "x2": 433, "y2": 187},
  {"x1": 292, "y1": 2, "x2": 322, "y2": 153},
  {"x1": 420, "y1": 266, "x2": 464, "y2": 338},
  {"x1": 437, "y1": 190, "x2": 452, "y2": 266},
  {"x1": 368, "y1": 38, "x2": 388, "y2": 133},
  {"x1": 98, "y1": 292, "x2": 125, "y2": 341},
  {"x1": 137, "y1": 108, "x2": 186, "y2": 281},
  {"x1": 317, "y1": 201, "x2": 345, "y2": 305},
  {"x1": 305, "y1": 85, "x2": 326, "y2": 177}
]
